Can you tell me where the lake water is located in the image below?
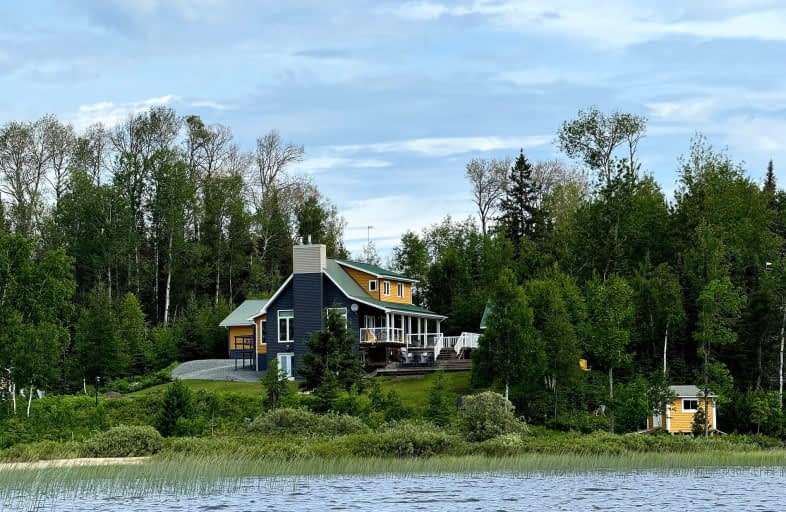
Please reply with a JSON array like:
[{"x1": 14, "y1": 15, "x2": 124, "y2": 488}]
[{"x1": 7, "y1": 468, "x2": 786, "y2": 511}]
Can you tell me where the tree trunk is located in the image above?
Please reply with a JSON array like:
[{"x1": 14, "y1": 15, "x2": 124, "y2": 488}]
[
  {"x1": 663, "y1": 325, "x2": 669, "y2": 375},
  {"x1": 10, "y1": 382, "x2": 16, "y2": 415},
  {"x1": 505, "y1": 380, "x2": 509, "y2": 402},
  {"x1": 154, "y1": 237, "x2": 160, "y2": 322},
  {"x1": 778, "y1": 304, "x2": 786, "y2": 409},
  {"x1": 215, "y1": 261, "x2": 220, "y2": 306},
  {"x1": 704, "y1": 341, "x2": 709, "y2": 437},
  {"x1": 26, "y1": 385, "x2": 33, "y2": 417},
  {"x1": 164, "y1": 232, "x2": 173, "y2": 326},
  {"x1": 608, "y1": 367, "x2": 614, "y2": 433}
]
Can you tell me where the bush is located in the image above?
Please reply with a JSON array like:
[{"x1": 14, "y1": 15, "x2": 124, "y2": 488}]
[
  {"x1": 478, "y1": 433, "x2": 526, "y2": 456},
  {"x1": 248, "y1": 408, "x2": 369, "y2": 437},
  {"x1": 459, "y1": 391, "x2": 521, "y2": 441},
  {"x1": 80, "y1": 425, "x2": 163, "y2": 457},
  {"x1": 345, "y1": 420, "x2": 463, "y2": 457},
  {"x1": 105, "y1": 364, "x2": 175, "y2": 394},
  {"x1": 156, "y1": 380, "x2": 194, "y2": 436},
  {"x1": 0, "y1": 440, "x2": 82, "y2": 462}
]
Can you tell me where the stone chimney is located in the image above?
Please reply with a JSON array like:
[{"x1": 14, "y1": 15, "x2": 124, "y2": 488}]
[{"x1": 293, "y1": 243, "x2": 326, "y2": 274}]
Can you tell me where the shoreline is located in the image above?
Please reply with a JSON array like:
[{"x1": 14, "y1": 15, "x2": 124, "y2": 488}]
[{"x1": 0, "y1": 456, "x2": 150, "y2": 471}]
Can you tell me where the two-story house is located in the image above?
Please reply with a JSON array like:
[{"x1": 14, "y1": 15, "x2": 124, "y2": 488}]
[{"x1": 239, "y1": 243, "x2": 469, "y2": 379}]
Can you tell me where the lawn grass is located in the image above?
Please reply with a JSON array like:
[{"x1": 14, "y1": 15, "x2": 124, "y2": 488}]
[
  {"x1": 130, "y1": 370, "x2": 473, "y2": 415},
  {"x1": 130, "y1": 379, "x2": 265, "y2": 396},
  {"x1": 377, "y1": 371, "x2": 472, "y2": 413}
]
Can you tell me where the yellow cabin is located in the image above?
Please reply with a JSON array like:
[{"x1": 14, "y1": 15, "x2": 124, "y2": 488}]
[
  {"x1": 219, "y1": 299, "x2": 269, "y2": 371},
  {"x1": 647, "y1": 385, "x2": 718, "y2": 434}
]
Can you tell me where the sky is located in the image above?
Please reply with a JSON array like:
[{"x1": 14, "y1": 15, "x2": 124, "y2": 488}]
[{"x1": 2, "y1": 1, "x2": 785, "y2": 256}]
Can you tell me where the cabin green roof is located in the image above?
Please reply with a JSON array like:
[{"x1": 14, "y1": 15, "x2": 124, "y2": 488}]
[
  {"x1": 480, "y1": 303, "x2": 492, "y2": 330},
  {"x1": 334, "y1": 259, "x2": 415, "y2": 281},
  {"x1": 219, "y1": 299, "x2": 269, "y2": 327},
  {"x1": 325, "y1": 259, "x2": 443, "y2": 318},
  {"x1": 670, "y1": 385, "x2": 716, "y2": 398}
]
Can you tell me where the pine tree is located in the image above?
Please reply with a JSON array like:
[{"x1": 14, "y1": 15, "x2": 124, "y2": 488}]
[
  {"x1": 764, "y1": 159, "x2": 776, "y2": 208},
  {"x1": 498, "y1": 149, "x2": 541, "y2": 255},
  {"x1": 156, "y1": 379, "x2": 194, "y2": 437},
  {"x1": 262, "y1": 359, "x2": 292, "y2": 410},
  {"x1": 300, "y1": 310, "x2": 364, "y2": 391}
]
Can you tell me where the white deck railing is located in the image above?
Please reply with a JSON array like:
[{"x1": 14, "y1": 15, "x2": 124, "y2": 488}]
[{"x1": 359, "y1": 327, "x2": 406, "y2": 343}]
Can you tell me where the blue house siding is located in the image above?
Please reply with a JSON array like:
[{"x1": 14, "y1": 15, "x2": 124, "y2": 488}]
[
  {"x1": 264, "y1": 280, "x2": 295, "y2": 370},
  {"x1": 263, "y1": 270, "x2": 387, "y2": 376},
  {"x1": 292, "y1": 273, "x2": 324, "y2": 377},
  {"x1": 323, "y1": 277, "x2": 362, "y2": 338}
]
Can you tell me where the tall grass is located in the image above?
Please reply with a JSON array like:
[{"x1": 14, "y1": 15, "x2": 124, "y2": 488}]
[{"x1": 3, "y1": 452, "x2": 786, "y2": 511}]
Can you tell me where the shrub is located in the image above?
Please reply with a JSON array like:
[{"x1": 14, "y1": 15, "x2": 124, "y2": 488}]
[
  {"x1": 425, "y1": 371, "x2": 455, "y2": 427},
  {"x1": 0, "y1": 440, "x2": 81, "y2": 462},
  {"x1": 248, "y1": 408, "x2": 369, "y2": 437},
  {"x1": 156, "y1": 380, "x2": 194, "y2": 436},
  {"x1": 345, "y1": 421, "x2": 462, "y2": 457},
  {"x1": 80, "y1": 425, "x2": 163, "y2": 457},
  {"x1": 478, "y1": 433, "x2": 526, "y2": 456},
  {"x1": 459, "y1": 391, "x2": 521, "y2": 441}
]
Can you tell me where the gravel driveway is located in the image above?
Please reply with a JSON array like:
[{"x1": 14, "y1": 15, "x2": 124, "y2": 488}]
[{"x1": 171, "y1": 359, "x2": 262, "y2": 382}]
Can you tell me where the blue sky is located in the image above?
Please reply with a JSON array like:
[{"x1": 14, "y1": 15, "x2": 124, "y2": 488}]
[{"x1": 2, "y1": 1, "x2": 785, "y2": 255}]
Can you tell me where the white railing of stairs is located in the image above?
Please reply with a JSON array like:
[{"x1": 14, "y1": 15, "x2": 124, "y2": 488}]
[{"x1": 432, "y1": 332, "x2": 481, "y2": 361}]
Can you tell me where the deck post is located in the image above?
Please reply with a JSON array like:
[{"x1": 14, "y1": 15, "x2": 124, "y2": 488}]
[{"x1": 407, "y1": 316, "x2": 412, "y2": 346}]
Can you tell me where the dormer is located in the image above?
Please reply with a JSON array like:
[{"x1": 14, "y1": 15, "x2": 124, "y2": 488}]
[{"x1": 334, "y1": 260, "x2": 416, "y2": 305}]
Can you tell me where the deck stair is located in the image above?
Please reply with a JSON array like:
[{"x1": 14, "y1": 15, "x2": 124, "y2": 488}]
[{"x1": 435, "y1": 348, "x2": 472, "y2": 370}]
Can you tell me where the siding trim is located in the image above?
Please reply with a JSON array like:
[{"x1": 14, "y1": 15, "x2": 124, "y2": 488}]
[
  {"x1": 250, "y1": 275, "x2": 294, "y2": 319},
  {"x1": 336, "y1": 261, "x2": 418, "y2": 283}
]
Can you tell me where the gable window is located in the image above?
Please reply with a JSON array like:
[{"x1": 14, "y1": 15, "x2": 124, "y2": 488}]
[
  {"x1": 326, "y1": 307, "x2": 348, "y2": 327},
  {"x1": 682, "y1": 399, "x2": 699, "y2": 412},
  {"x1": 368, "y1": 280, "x2": 378, "y2": 292},
  {"x1": 278, "y1": 310, "x2": 294, "y2": 342},
  {"x1": 383, "y1": 280, "x2": 391, "y2": 296},
  {"x1": 397, "y1": 282, "x2": 404, "y2": 297}
]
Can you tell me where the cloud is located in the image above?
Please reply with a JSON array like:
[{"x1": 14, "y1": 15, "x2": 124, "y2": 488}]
[
  {"x1": 189, "y1": 99, "x2": 234, "y2": 111},
  {"x1": 294, "y1": 156, "x2": 392, "y2": 175},
  {"x1": 72, "y1": 95, "x2": 177, "y2": 129},
  {"x1": 337, "y1": 135, "x2": 550, "y2": 157},
  {"x1": 391, "y1": 1, "x2": 786, "y2": 48},
  {"x1": 724, "y1": 116, "x2": 786, "y2": 154},
  {"x1": 341, "y1": 194, "x2": 472, "y2": 255},
  {"x1": 646, "y1": 98, "x2": 719, "y2": 123}
]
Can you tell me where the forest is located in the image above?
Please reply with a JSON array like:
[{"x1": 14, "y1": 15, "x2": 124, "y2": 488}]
[{"x1": 2, "y1": 106, "x2": 786, "y2": 435}]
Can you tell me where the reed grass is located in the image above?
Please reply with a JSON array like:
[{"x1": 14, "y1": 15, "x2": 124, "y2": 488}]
[{"x1": 3, "y1": 451, "x2": 786, "y2": 511}]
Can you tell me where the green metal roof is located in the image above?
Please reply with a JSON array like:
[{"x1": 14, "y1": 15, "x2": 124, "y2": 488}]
[
  {"x1": 219, "y1": 299, "x2": 269, "y2": 327},
  {"x1": 670, "y1": 385, "x2": 716, "y2": 398},
  {"x1": 334, "y1": 259, "x2": 415, "y2": 281},
  {"x1": 325, "y1": 259, "x2": 444, "y2": 318},
  {"x1": 480, "y1": 303, "x2": 492, "y2": 330}
]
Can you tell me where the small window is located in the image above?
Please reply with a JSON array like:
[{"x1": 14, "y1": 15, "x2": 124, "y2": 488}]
[
  {"x1": 368, "y1": 280, "x2": 378, "y2": 292},
  {"x1": 326, "y1": 307, "x2": 348, "y2": 327},
  {"x1": 397, "y1": 282, "x2": 404, "y2": 297},
  {"x1": 383, "y1": 280, "x2": 391, "y2": 296},
  {"x1": 278, "y1": 310, "x2": 294, "y2": 342},
  {"x1": 682, "y1": 399, "x2": 698, "y2": 412}
]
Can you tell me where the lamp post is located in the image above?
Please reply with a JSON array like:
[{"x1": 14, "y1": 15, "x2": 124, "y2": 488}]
[{"x1": 95, "y1": 376, "x2": 101, "y2": 407}]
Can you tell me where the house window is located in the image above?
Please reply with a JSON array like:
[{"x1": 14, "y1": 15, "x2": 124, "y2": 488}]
[
  {"x1": 369, "y1": 280, "x2": 378, "y2": 292},
  {"x1": 397, "y1": 282, "x2": 404, "y2": 297},
  {"x1": 278, "y1": 310, "x2": 294, "y2": 342},
  {"x1": 682, "y1": 399, "x2": 699, "y2": 412},
  {"x1": 383, "y1": 280, "x2": 391, "y2": 296},
  {"x1": 326, "y1": 307, "x2": 348, "y2": 327}
]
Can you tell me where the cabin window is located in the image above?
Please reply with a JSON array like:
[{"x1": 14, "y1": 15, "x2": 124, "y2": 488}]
[
  {"x1": 682, "y1": 399, "x2": 699, "y2": 412},
  {"x1": 383, "y1": 280, "x2": 391, "y2": 296},
  {"x1": 325, "y1": 307, "x2": 348, "y2": 327},
  {"x1": 278, "y1": 310, "x2": 294, "y2": 342},
  {"x1": 397, "y1": 282, "x2": 404, "y2": 297},
  {"x1": 369, "y1": 280, "x2": 378, "y2": 292}
]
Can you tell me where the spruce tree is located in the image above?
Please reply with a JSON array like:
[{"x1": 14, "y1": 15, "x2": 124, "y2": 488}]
[
  {"x1": 498, "y1": 149, "x2": 541, "y2": 255},
  {"x1": 764, "y1": 159, "x2": 776, "y2": 208}
]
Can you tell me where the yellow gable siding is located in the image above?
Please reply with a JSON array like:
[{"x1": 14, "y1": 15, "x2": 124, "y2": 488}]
[
  {"x1": 380, "y1": 280, "x2": 412, "y2": 304},
  {"x1": 228, "y1": 326, "x2": 254, "y2": 350},
  {"x1": 344, "y1": 267, "x2": 382, "y2": 301},
  {"x1": 343, "y1": 266, "x2": 414, "y2": 305},
  {"x1": 256, "y1": 315, "x2": 267, "y2": 354},
  {"x1": 668, "y1": 397, "x2": 715, "y2": 433}
]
